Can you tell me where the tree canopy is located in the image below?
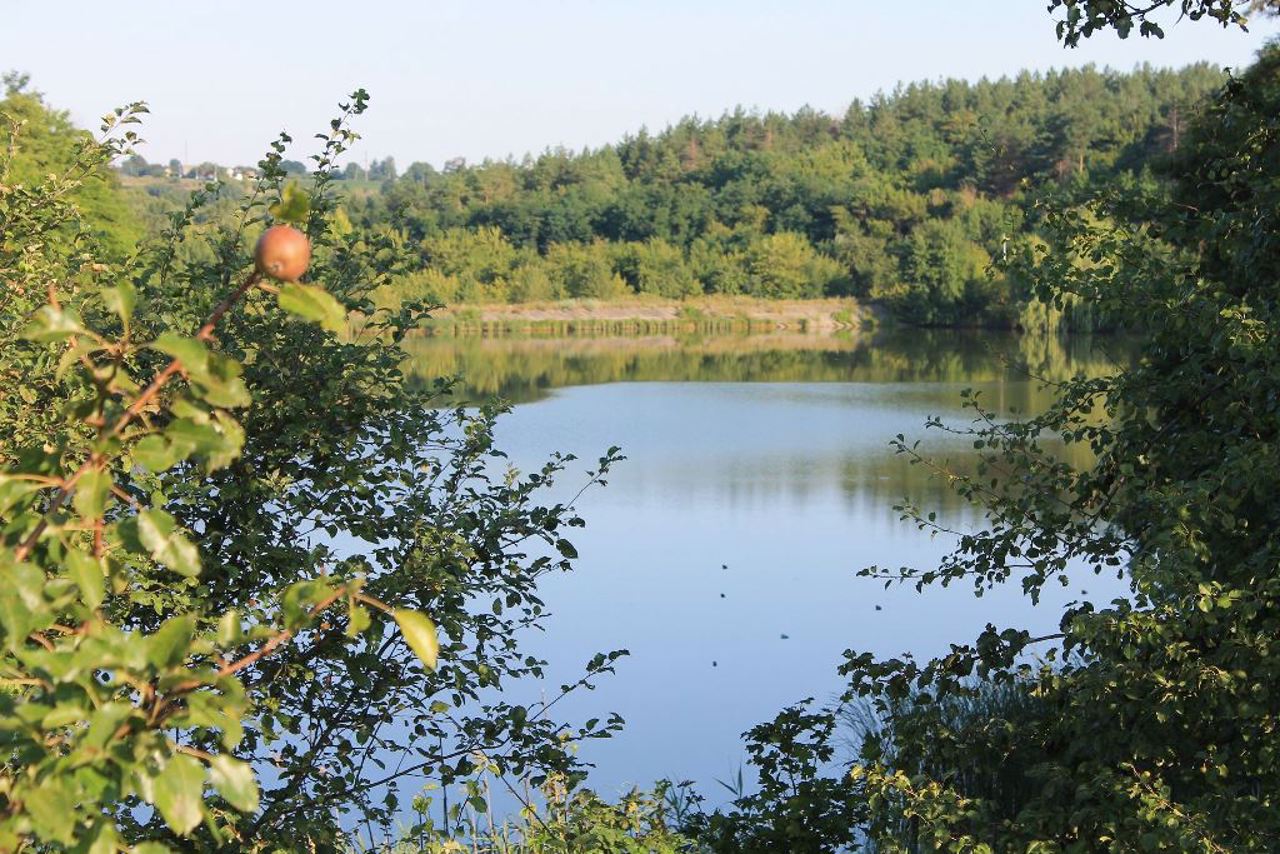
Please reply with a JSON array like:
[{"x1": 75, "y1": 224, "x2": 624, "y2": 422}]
[
  {"x1": 685, "y1": 29, "x2": 1280, "y2": 854},
  {"x1": 1, "y1": 75, "x2": 142, "y2": 257},
  {"x1": 0, "y1": 90, "x2": 624, "y2": 851},
  {"x1": 324, "y1": 63, "x2": 1224, "y2": 329}
]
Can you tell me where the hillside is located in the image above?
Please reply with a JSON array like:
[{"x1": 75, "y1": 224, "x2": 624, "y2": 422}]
[
  {"x1": 342, "y1": 63, "x2": 1225, "y2": 328},
  {"x1": 107, "y1": 63, "x2": 1227, "y2": 330}
]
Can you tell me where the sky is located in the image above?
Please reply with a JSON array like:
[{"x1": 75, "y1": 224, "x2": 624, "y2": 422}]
[{"x1": 3, "y1": 1, "x2": 1277, "y2": 170}]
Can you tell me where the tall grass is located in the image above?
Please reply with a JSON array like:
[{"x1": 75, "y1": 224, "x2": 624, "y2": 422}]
[
  {"x1": 381, "y1": 773, "x2": 701, "y2": 854},
  {"x1": 841, "y1": 677, "x2": 1051, "y2": 850}
]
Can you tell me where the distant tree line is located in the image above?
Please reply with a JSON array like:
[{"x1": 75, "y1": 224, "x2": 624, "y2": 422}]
[
  {"x1": 49, "y1": 62, "x2": 1232, "y2": 330},
  {"x1": 336, "y1": 63, "x2": 1225, "y2": 328}
]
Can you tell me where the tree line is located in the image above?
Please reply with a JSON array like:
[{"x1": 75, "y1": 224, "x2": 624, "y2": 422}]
[
  {"x1": 88, "y1": 63, "x2": 1231, "y2": 330},
  {"x1": 334, "y1": 62, "x2": 1225, "y2": 328}
]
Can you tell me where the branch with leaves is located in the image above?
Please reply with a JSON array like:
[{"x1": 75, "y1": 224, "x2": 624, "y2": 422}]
[{"x1": 0, "y1": 99, "x2": 439, "y2": 851}]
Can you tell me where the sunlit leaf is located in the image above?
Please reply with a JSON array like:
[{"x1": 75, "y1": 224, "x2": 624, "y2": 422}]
[
  {"x1": 277, "y1": 283, "x2": 347, "y2": 335},
  {"x1": 152, "y1": 332, "x2": 209, "y2": 376},
  {"x1": 85, "y1": 821, "x2": 120, "y2": 854},
  {"x1": 268, "y1": 180, "x2": 312, "y2": 224},
  {"x1": 393, "y1": 609, "x2": 440, "y2": 671},
  {"x1": 209, "y1": 754, "x2": 259, "y2": 813},
  {"x1": 152, "y1": 754, "x2": 204, "y2": 836},
  {"x1": 132, "y1": 434, "x2": 179, "y2": 472},
  {"x1": 133, "y1": 509, "x2": 201, "y2": 577},
  {"x1": 65, "y1": 550, "x2": 105, "y2": 610},
  {"x1": 22, "y1": 306, "x2": 86, "y2": 343},
  {"x1": 101, "y1": 281, "x2": 137, "y2": 324},
  {"x1": 72, "y1": 467, "x2": 112, "y2": 519},
  {"x1": 147, "y1": 614, "x2": 196, "y2": 669},
  {"x1": 23, "y1": 778, "x2": 76, "y2": 844},
  {"x1": 217, "y1": 609, "x2": 242, "y2": 646}
]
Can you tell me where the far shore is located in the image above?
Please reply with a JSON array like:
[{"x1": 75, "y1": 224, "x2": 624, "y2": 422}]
[{"x1": 416, "y1": 296, "x2": 874, "y2": 336}]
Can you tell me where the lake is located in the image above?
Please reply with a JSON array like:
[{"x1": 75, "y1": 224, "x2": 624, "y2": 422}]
[{"x1": 399, "y1": 329, "x2": 1128, "y2": 808}]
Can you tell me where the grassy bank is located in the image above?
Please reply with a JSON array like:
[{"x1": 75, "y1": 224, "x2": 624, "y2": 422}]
[{"x1": 416, "y1": 296, "x2": 870, "y2": 337}]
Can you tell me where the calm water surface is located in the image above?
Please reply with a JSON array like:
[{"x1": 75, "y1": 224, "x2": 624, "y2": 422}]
[{"x1": 405, "y1": 330, "x2": 1128, "y2": 804}]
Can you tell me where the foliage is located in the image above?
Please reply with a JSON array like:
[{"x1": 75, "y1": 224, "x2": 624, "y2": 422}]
[
  {"x1": 399, "y1": 773, "x2": 699, "y2": 853},
  {"x1": 0, "y1": 88, "x2": 623, "y2": 851},
  {"x1": 1046, "y1": 0, "x2": 1249, "y2": 45},
  {"x1": 673, "y1": 18, "x2": 1280, "y2": 854},
  {"x1": 892, "y1": 219, "x2": 992, "y2": 326},
  {"x1": 131, "y1": 65, "x2": 1228, "y2": 329},
  {"x1": 834, "y1": 34, "x2": 1280, "y2": 854},
  {"x1": 1, "y1": 74, "x2": 143, "y2": 257},
  {"x1": 679, "y1": 704, "x2": 865, "y2": 854}
]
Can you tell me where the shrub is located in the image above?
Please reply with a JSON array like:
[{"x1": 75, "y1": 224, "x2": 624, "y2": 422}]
[{"x1": 0, "y1": 90, "x2": 623, "y2": 851}]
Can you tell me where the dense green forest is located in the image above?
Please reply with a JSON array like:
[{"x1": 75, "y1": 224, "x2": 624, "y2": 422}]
[
  {"x1": 335, "y1": 63, "x2": 1225, "y2": 328},
  {"x1": 112, "y1": 64, "x2": 1228, "y2": 330}
]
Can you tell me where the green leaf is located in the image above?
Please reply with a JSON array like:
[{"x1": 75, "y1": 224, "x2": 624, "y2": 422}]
[
  {"x1": 181, "y1": 691, "x2": 244, "y2": 750},
  {"x1": 0, "y1": 475, "x2": 42, "y2": 515},
  {"x1": 217, "y1": 609, "x2": 242, "y2": 646},
  {"x1": 152, "y1": 754, "x2": 204, "y2": 836},
  {"x1": 281, "y1": 580, "x2": 329, "y2": 627},
  {"x1": 162, "y1": 415, "x2": 246, "y2": 471},
  {"x1": 102, "y1": 281, "x2": 137, "y2": 324},
  {"x1": 23, "y1": 777, "x2": 77, "y2": 844},
  {"x1": 208, "y1": 754, "x2": 259, "y2": 813},
  {"x1": 204, "y1": 411, "x2": 245, "y2": 471},
  {"x1": 22, "y1": 305, "x2": 86, "y2": 343},
  {"x1": 66, "y1": 550, "x2": 106, "y2": 610},
  {"x1": 164, "y1": 418, "x2": 221, "y2": 456},
  {"x1": 277, "y1": 283, "x2": 347, "y2": 335},
  {"x1": 85, "y1": 820, "x2": 120, "y2": 854},
  {"x1": 134, "y1": 509, "x2": 201, "y2": 577},
  {"x1": 41, "y1": 702, "x2": 89, "y2": 729},
  {"x1": 152, "y1": 333, "x2": 209, "y2": 377},
  {"x1": 82, "y1": 703, "x2": 134, "y2": 750},
  {"x1": 0, "y1": 561, "x2": 53, "y2": 651},
  {"x1": 393, "y1": 609, "x2": 440, "y2": 671},
  {"x1": 132, "y1": 435, "x2": 179, "y2": 472},
  {"x1": 192, "y1": 354, "x2": 251, "y2": 409},
  {"x1": 147, "y1": 614, "x2": 196, "y2": 669},
  {"x1": 73, "y1": 467, "x2": 112, "y2": 519},
  {"x1": 346, "y1": 603, "x2": 371, "y2": 638},
  {"x1": 268, "y1": 180, "x2": 312, "y2": 224}
]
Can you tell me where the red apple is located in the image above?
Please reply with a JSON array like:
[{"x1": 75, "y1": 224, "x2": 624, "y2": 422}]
[{"x1": 254, "y1": 224, "x2": 311, "y2": 282}]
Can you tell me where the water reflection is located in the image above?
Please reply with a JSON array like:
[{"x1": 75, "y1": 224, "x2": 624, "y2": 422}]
[
  {"x1": 405, "y1": 329, "x2": 1126, "y2": 803},
  {"x1": 403, "y1": 328, "x2": 1125, "y2": 408}
]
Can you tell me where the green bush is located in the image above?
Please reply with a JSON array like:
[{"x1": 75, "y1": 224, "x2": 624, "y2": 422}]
[
  {"x1": 400, "y1": 774, "x2": 700, "y2": 853},
  {"x1": 0, "y1": 90, "x2": 623, "y2": 852}
]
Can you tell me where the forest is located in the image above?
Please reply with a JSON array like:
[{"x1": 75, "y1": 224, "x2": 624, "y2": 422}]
[
  {"x1": 115, "y1": 63, "x2": 1228, "y2": 330},
  {"x1": 349, "y1": 63, "x2": 1227, "y2": 329}
]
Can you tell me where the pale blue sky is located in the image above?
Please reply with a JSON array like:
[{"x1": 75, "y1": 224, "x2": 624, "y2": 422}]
[{"x1": 3, "y1": 2, "x2": 1277, "y2": 169}]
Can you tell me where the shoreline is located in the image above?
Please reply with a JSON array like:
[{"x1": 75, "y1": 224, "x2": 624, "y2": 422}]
[{"x1": 416, "y1": 296, "x2": 873, "y2": 337}]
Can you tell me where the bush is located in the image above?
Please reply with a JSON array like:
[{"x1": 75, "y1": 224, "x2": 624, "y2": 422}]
[
  {"x1": 402, "y1": 773, "x2": 700, "y2": 853},
  {"x1": 743, "y1": 232, "x2": 847, "y2": 299},
  {"x1": 0, "y1": 90, "x2": 623, "y2": 851},
  {"x1": 545, "y1": 241, "x2": 630, "y2": 299}
]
